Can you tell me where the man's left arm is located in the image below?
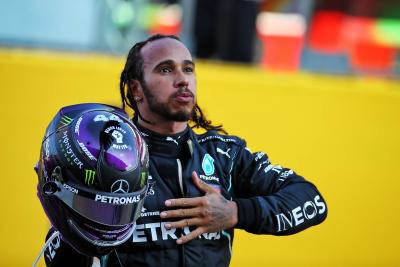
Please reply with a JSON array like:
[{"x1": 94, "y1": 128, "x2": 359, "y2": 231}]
[
  {"x1": 231, "y1": 146, "x2": 327, "y2": 235},
  {"x1": 161, "y1": 145, "x2": 327, "y2": 243}
]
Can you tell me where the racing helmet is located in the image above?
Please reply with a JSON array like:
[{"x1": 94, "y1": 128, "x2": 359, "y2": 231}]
[{"x1": 36, "y1": 103, "x2": 151, "y2": 257}]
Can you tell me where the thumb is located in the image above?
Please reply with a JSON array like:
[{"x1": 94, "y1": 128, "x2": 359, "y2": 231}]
[{"x1": 191, "y1": 171, "x2": 219, "y2": 194}]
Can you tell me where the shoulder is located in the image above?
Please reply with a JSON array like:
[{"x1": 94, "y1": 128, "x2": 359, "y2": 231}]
[{"x1": 191, "y1": 129, "x2": 247, "y2": 160}]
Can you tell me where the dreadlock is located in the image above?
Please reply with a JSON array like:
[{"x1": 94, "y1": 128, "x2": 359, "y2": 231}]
[{"x1": 119, "y1": 34, "x2": 226, "y2": 134}]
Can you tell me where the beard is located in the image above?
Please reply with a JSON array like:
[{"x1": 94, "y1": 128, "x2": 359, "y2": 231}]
[{"x1": 141, "y1": 81, "x2": 195, "y2": 122}]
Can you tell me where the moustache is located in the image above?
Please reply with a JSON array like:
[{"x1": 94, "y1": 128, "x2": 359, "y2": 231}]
[{"x1": 171, "y1": 88, "x2": 195, "y2": 98}]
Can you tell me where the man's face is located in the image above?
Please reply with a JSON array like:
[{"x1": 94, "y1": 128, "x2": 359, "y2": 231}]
[{"x1": 137, "y1": 38, "x2": 197, "y2": 122}]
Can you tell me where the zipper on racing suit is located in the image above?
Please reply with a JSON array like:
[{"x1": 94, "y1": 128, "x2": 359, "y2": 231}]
[
  {"x1": 177, "y1": 139, "x2": 194, "y2": 267},
  {"x1": 176, "y1": 158, "x2": 186, "y2": 267}
]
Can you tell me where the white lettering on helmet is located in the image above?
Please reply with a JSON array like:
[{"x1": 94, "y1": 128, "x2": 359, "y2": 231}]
[
  {"x1": 63, "y1": 184, "x2": 78, "y2": 194},
  {"x1": 61, "y1": 131, "x2": 84, "y2": 169},
  {"x1": 78, "y1": 142, "x2": 96, "y2": 161},
  {"x1": 94, "y1": 194, "x2": 140, "y2": 204},
  {"x1": 74, "y1": 116, "x2": 83, "y2": 134},
  {"x1": 94, "y1": 114, "x2": 123, "y2": 123}
]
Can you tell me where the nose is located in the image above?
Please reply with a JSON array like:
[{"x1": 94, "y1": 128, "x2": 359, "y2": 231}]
[{"x1": 174, "y1": 69, "x2": 189, "y2": 88}]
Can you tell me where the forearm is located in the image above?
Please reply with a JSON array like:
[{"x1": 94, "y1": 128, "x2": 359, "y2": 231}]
[{"x1": 234, "y1": 181, "x2": 327, "y2": 235}]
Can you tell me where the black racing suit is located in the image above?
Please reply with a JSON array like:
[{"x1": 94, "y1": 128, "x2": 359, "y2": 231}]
[{"x1": 44, "y1": 125, "x2": 327, "y2": 267}]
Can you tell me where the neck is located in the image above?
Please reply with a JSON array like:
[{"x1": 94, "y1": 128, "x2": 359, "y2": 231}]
[{"x1": 137, "y1": 116, "x2": 188, "y2": 135}]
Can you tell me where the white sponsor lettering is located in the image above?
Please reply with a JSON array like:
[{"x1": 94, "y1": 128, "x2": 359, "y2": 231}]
[
  {"x1": 200, "y1": 231, "x2": 221, "y2": 240},
  {"x1": 140, "y1": 211, "x2": 160, "y2": 217},
  {"x1": 264, "y1": 164, "x2": 283, "y2": 174},
  {"x1": 104, "y1": 126, "x2": 126, "y2": 134},
  {"x1": 147, "y1": 223, "x2": 160, "y2": 241},
  {"x1": 61, "y1": 131, "x2": 84, "y2": 169},
  {"x1": 199, "y1": 174, "x2": 220, "y2": 183},
  {"x1": 276, "y1": 195, "x2": 326, "y2": 232},
  {"x1": 255, "y1": 152, "x2": 265, "y2": 162},
  {"x1": 146, "y1": 187, "x2": 155, "y2": 196},
  {"x1": 94, "y1": 114, "x2": 123, "y2": 123},
  {"x1": 314, "y1": 195, "x2": 326, "y2": 214},
  {"x1": 132, "y1": 223, "x2": 221, "y2": 242},
  {"x1": 278, "y1": 169, "x2": 294, "y2": 182},
  {"x1": 44, "y1": 233, "x2": 61, "y2": 262},
  {"x1": 132, "y1": 224, "x2": 147, "y2": 242},
  {"x1": 303, "y1": 201, "x2": 317, "y2": 220},
  {"x1": 78, "y1": 142, "x2": 96, "y2": 160},
  {"x1": 198, "y1": 135, "x2": 237, "y2": 144},
  {"x1": 133, "y1": 222, "x2": 178, "y2": 242},
  {"x1": 104, "y1": 126, "x2": 129, "y2": 150},
  {"x1": 140, "y1": 206, "x2": 160, "y2": 217},
  {"x1": 74, "y1": 116, "x2": 83, "y2": 134},
  {"x1": 94, "y1": 194, "x2": 140, "y2": 204},
  {"x1": 109, "y1": 114, "x2": 124, "y2": 122},
  {"x1": 112, "y1": 144, "x2": 128, "y2": 150},
  {"x1": 257, "y1": 160, "x2": 270, "y2": 171},
  {"x1": 63, "y1": 184, "x2": 78, "y2": 194},
  {"x1": 292, "y1": 206, "x2": 304, "y2": 226}
]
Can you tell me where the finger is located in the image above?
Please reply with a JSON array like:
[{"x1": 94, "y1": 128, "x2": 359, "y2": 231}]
[
  {"x1": 165, "y1": 197, "x2": 204, "y2": 207},
  {"x1": 160, "y1": 207, "x2": 202, "y2": 219},
  {"x1": 177, "y1": 227, "x2": 205, "y2": 245},
  {"x1": 164, "y1": 218, "x2": 203, "y2": 230},
  {"x1": 191, "y1": 171, "x2": 219, "y2": 194}
]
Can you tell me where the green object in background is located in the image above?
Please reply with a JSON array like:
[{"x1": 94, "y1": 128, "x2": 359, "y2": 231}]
[
  {"x1": 373, "y1": 19, "x2": 400, "y2": 46},
  {"x1": 112, "y1": 1, "x2": 135, "y2": 29},
  {"x1": 137, "y1": 3, "x2": 163, "y2": 30}
]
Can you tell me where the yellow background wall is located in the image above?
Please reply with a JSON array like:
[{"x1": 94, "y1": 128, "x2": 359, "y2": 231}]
[{"x1": 0, "y1": 49, "x2": 399, "y2": 266}]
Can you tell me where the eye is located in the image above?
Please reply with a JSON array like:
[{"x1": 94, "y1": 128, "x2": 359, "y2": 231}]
[
  {"x1": 184, "y1": 66, "x2": 194, "y2": 73},
  {"x1": 159, "y1": 66, "x2": 172, "y2": 73}
]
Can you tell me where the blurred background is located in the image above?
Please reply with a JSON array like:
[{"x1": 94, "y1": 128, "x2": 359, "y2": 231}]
[{"x1": 0, "y1": 0, "x2": 399, "y2": 266}]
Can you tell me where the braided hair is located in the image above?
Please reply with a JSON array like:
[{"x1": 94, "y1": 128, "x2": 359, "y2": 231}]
[{"x1": 119, "y1": 34, "x2": 226, "y2": 134}]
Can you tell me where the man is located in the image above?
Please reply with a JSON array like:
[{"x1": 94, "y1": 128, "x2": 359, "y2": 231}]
[{"x1": 45, "y1": 34, "x2": 327, "y2": 266}]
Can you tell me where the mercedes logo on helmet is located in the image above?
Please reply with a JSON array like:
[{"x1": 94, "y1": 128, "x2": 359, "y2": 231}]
[{"x1": 110, "y1": 179, "x2": 130, "y2": 193}]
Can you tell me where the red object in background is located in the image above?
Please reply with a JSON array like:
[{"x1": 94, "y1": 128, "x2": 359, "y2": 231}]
[
  {"x1": 309, "y1": 11, "x2": 345, "y2": 53},
  {"x1": 350, "y1": 41, "x2": 396, "y2": 70},
  {"x1": 259, "y1": 35, "x2": 304, "y2": 71},
  {"x1": 256, "y1": 12, "x2": 305, "y2": 71},
  {"x1": 341, "y1": 16, "x2": 374, "y2": 50},
  {"x1": 149, "y1": 23, "x2": 181, "y2": 36},
  {"x1": 148, "y1": 5, "x2": 182, "y2": 36}
]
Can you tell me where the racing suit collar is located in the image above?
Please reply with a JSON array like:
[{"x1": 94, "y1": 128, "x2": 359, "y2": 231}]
[{"x1": 135, "y1": 123, "x2": 191, "y2": 158}]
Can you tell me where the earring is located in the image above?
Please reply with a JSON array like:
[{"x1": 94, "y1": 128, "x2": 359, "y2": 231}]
[{"x1": 134, "y1": 96, "x2": 142, "y2": 102}]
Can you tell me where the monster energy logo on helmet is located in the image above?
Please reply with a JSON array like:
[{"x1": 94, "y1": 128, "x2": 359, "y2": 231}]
[
  {"x1": 60, "y1": 115, "x2": 73, "y2": 126},
  {"x1": 85, "y1": 169, "x2": 96, "y2": 185}
]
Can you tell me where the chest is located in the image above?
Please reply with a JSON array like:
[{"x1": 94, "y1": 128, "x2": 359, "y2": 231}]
[{"x1": 140, "y1": 145, "x2": 234, "y2": 218}]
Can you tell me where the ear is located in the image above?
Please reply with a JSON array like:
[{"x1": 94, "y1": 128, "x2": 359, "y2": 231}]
[{"x1": 129, "y1": 79, "x2": 144, "y2": 100}]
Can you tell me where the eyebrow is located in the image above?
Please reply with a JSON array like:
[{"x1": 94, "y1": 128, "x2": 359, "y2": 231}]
[{"x1": 153, "y1": 59, "x2": 195, "y2": 70}]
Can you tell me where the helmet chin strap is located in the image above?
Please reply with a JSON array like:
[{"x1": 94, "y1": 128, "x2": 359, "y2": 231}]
[
  {"x1": 32, "y1": 230, "x2": 60, "y2": 267},
  {"x1": 67, "y1": 219, "x2": 136, "y2": 248}
]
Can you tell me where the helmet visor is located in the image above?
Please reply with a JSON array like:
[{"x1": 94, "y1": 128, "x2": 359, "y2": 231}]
[{"x1": 47, "y1": 181, "x2": 148, "y2": 226}]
